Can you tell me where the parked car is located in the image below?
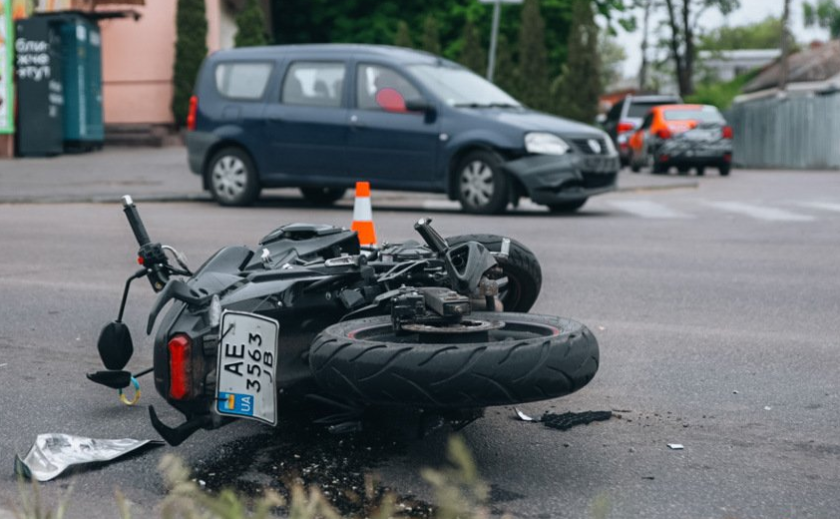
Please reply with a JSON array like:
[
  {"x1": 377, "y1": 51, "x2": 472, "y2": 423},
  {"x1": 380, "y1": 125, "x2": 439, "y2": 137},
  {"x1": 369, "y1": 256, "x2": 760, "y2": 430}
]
[
  {"x1": 185, "y1": 44, "x2": 619, "y2": 214},
  {"x1": 627, "y1": 104, "x2": 733, "y2": 176},
  {"x1": 603, "y1": 94, "x2": 682, "y2": 166}
]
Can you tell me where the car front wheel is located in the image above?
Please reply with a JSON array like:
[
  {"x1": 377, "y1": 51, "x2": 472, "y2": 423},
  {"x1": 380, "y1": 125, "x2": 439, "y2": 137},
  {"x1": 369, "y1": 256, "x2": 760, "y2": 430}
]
[
  {"x1": 455, "y1": 150, "x2": 510, "y2": 214},
  {"x1": 207, "y1": 147, "x2": 261, "y2": 207}
]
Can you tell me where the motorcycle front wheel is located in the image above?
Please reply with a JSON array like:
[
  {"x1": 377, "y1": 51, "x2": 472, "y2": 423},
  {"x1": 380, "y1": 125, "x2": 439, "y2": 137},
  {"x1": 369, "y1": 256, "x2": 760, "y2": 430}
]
[{"x1": 308, "y1": 312, "x2": 598, "y2": 408}]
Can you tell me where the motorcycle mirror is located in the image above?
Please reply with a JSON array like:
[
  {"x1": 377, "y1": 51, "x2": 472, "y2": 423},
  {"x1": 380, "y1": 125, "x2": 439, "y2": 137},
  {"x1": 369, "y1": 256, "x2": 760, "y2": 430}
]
[{"x1": 97, "y1": 321, "x2": 134, "y2": 370}]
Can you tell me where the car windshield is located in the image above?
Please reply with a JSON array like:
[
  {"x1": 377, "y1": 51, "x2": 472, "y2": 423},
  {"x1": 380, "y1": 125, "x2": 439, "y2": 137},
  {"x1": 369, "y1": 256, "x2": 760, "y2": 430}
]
[
  {"x1": 664, "y1": 108, "x2": 725, "y2": 123},
  {"x1": 407, "y1": 64, "x2": 521, "y2": 108}
]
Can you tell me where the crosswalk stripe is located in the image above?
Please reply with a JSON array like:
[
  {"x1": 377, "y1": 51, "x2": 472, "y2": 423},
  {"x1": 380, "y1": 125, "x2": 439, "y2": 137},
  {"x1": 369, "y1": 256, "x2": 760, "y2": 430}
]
[
  {"x1": 707, "y1": 202, "x2": 815, "y2": 222},
  {"x1": 608, "y1": 200, "x2": 693, "y2": 219},
  {"x1": 799, "y1": 201, "x2": 840, "y2": 213}
]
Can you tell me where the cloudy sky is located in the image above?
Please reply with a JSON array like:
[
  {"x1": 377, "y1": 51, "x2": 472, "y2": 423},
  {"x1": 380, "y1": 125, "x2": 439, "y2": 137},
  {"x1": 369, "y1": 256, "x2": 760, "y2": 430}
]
[{"x1": 616, "y1": 0, "x2": 829, "y2": 78}]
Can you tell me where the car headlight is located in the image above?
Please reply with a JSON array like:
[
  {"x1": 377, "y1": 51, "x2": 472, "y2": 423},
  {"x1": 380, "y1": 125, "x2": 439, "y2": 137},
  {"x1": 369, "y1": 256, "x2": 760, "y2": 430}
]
[
  {"x1": 525, "y1": 132, "x2": 570, "y2": 156},
  {"x1": 602, "y1": 133, "x2": 617, "y2": 155}
]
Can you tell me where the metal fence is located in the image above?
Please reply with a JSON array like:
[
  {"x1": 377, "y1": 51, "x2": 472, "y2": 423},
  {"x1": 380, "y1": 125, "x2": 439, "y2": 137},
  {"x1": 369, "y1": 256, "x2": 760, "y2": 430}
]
[{"x1": 728, "y1": 94, "x2": 840, "y2": 169}]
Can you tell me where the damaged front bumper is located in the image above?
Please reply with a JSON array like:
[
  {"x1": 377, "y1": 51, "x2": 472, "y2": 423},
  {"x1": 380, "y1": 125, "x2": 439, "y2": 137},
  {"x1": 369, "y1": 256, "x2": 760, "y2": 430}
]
[{"x1": 504, "y1": 153, "x2": 620, "y2": 205}]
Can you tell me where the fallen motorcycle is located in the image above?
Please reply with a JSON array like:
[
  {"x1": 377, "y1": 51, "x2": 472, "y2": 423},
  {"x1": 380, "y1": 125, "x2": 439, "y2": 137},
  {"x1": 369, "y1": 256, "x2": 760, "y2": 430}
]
[{"x1": 87, "y1": 196, "x2": 599, "y2": 445}]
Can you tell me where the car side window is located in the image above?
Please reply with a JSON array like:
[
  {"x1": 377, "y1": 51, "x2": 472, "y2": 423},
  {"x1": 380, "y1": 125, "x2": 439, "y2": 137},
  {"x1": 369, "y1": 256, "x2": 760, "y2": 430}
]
[
  {"x1": 215, "y1": 62, "x2": 273, "y2": 100},
  {"x1": 281, "y1": 62, "x2": 345, "y2": 108},
  {"x1": 356, "y1": 64, "x2": 422, "y2": 112}
]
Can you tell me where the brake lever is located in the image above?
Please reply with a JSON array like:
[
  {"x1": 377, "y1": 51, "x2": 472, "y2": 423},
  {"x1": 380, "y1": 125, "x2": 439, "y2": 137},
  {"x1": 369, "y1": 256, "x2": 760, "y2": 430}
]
[{"x1": 414, "y1": 218, "x2": 449, "y2": 253}]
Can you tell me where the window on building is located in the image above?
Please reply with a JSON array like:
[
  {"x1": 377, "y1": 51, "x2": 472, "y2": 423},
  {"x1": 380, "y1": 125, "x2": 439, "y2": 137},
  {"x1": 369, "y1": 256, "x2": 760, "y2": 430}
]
[
  {"x1": 282, "y1": 62, "x2": 345, "y2": 108},
  {"x1": 215, "y1": 62, "x2": 273, "y2": 100}
]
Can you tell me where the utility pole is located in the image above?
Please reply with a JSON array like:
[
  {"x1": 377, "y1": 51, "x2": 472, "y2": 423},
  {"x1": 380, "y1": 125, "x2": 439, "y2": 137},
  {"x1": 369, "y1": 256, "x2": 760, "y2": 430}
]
[
  {"x1": 480, "y1": 0, "x2": 522, "y2": 82},
  {"x1": 780, "y1": 0, "x2": 792, "y2": 92},
  {"x1": 639, "y1": 0, "x2": 652, "y2": 92}
]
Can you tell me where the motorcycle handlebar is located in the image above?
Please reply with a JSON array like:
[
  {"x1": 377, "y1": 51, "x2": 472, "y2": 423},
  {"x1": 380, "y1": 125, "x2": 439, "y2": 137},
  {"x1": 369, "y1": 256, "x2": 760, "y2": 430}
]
[{"x1": 121, "y1": 195, "x2": 151, "y2": 247}]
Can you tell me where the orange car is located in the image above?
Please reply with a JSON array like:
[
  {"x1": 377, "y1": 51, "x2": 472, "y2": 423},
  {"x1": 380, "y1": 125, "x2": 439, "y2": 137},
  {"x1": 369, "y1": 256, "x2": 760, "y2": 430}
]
[{"x1": 628, "y1": 104, "x2": 733, "y2": 176}]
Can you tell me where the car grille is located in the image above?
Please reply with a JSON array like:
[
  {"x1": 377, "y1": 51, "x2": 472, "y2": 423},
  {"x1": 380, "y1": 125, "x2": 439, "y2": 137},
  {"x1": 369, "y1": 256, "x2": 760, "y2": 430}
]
[
  {"x1": 572, "y1": 138, "x2": 610, "y2": 155},
  {"x1": 581, "y1": 171, "x2": 617, "y2": 189}
]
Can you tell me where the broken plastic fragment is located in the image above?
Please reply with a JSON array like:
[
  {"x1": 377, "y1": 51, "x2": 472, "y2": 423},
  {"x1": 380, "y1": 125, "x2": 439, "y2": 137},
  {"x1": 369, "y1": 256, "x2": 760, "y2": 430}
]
[
  {"x1": 515, "y1": 408, "x2": 537, "y2": 422},
  {"x1": 667, "y1": 443, "x2": 684, "y2": 450},
  {"x1": 14, "y1": 434, "x2": 163, "y2": 482}
]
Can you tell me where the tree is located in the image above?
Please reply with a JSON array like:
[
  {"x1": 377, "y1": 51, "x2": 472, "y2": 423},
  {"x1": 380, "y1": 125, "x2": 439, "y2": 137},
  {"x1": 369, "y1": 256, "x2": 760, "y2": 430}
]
[
  {"x1": 459, "y1": 19, "x2": 486, "y2": 75},
  {"x1": 422, "y1": 15, "x2": 442, "y2": 55},
  {"x1": 235, "y1": 0, "x2": 269, "y2": 48},
  {"x1": 517, "y1": 0, "x2": 551, "y2": 111},
  {"x1": 662, "y1": 0, "x2": 740, "y2": 96},
  {"x1": 553, "y1": 0, "x2": 601, "y2": 123},
  {"x1": 494, "y1": 34, "x2": 519, "y2": 96},
  {"x1": 599, "y1": 35, "x2": 626, "y2": 91},
  {"x1": 172, "y1": 0, "x2": 207, "y2": 127},
  {"x1": 803, "y1": 0, "x2": 840, "y2": 38},
  {"x1": 698, "y1": 17, "x2": 785, "y2": 51},
  {"x1": 394, "y1": 20, "x2": 413, "y2": 48}
]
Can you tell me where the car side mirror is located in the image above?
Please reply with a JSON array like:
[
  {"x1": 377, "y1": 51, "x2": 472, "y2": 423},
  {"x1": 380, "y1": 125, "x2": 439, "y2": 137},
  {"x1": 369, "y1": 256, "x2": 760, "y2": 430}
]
[{"x1": 405, "y1": 98, "x2": 434, "y2": 113}]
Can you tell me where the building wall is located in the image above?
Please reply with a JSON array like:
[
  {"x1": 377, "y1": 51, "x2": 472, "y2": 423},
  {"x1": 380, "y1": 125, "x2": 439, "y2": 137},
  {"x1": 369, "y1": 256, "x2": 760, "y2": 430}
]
[{"x1": 100, "y1": 0, "x2": 236, "y2": 125}]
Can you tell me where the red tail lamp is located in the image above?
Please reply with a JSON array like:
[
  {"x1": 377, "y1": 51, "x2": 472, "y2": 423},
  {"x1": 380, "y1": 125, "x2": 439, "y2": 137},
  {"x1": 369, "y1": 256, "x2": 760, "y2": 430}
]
[
  {"x1": 186, "y1": 96, "x2": 198, "y2": 131},
  {"x1": 657, "y1": 128, "x2": 672, "y2": 140},
  {"x1": 617, "y1": 121, "x2": 635, "y2": 134},
  {"x1": 722, "y1": 125, "x2": 733, "y2": 139},
  {"x1": 168, "y1": 334, "x2": 192, "y2": 400}
]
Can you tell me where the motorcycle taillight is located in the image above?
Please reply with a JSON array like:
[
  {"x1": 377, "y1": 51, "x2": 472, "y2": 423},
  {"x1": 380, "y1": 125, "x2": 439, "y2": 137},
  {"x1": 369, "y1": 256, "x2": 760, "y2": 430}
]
[{"x1": 168, "y1": 334, "x2": 192, "y2": 400}]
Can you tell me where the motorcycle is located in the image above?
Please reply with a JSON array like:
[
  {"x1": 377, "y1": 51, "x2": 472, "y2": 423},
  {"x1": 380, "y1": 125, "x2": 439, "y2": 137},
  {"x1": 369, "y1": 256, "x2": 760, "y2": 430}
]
[{"x1": 87, "y1": 196, "x2": 599, "y2": 445}]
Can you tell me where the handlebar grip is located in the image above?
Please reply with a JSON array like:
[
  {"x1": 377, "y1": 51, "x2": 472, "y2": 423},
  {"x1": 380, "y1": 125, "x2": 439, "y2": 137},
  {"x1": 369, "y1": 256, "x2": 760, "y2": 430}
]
[
  {"x1": 414, "y1": 218, "x2": 448, "y2": 253},
  {"x1": 121, "y1": 195, "x2": 151, "y2": 247}
]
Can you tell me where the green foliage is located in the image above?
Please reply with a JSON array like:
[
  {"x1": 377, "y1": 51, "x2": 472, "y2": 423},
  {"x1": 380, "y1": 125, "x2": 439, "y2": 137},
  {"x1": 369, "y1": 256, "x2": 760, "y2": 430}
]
[
  {"x1": 804, "y1": 0, "x2": 840, "y2": 38},
  {"x1": 518, "y1": 0, "x2": 552, "y2": 111},
  {"x1": 685, "y1": 68, "x2": 761, "y2": 110},
  {"x1": 172, "y1": 0, "x2": 207, "y2": 127},
  {"x1": 420, "y1": 436, "x2": 489, "y2": 519},
  {"x1": 599, "y1": 34, "x2": 626, "y2": 92},
  {"x1": 459, "y1": 20, "x2": 486, "y2": 76},
  {"x1": 11, "y1": 478, "x2": 73, "y2": 519},
  {"x1": 422, "y1": 15, "x2": 442, "y2": 55},
  {"x1": 493, "y1": 34, "x2": 519, "y2": 96},
  {"x1": 553, "y1": 0, "x2": 601, "y2": 123},
  {"x1": 394, "y1": 20, "x2": 413, "y2": 48},
  {"x1": 699, "y1": 16, "x2": 785, "y2": 51},
  {"x1": 234, "y1": 0, "x2": 270, "y2": 48}
]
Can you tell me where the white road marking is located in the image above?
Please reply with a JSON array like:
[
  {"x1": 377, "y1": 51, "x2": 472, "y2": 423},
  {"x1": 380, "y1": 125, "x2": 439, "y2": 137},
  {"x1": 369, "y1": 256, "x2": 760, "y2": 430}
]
[
  {"x1": 707, "y1": 202, "x2": 815, "y2": 222},
  {"x1": 799, "y1": 201, "x2": 840, "y2": 213},
  {"x1": 608, "y1": 200, "x2": 693, "y2": 219}
]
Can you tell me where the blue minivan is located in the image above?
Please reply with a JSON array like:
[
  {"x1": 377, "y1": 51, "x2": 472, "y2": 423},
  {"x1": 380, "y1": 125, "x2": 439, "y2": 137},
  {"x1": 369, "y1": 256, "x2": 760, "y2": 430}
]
[{"x1": 186, "y1": 44, "x2": 619, "y2": 214}]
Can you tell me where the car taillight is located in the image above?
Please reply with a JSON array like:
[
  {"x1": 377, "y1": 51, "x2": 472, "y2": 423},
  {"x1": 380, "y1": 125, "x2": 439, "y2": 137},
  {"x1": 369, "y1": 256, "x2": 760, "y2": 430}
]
[
  {"x1": 722, "y1": 125, "x2": 733, "y2": 139},
  {"x1": 617, "y1": 121, "x2": 635, "y2": 134},
  {"x1": 657, "y1": 128, "x2": 672, "y2": 140},
  {"x1": 168, "y1": 334, "x2": 192, "y2": 400},
  {"x1": 186, "y1": 95, "x2": 198, "y2": 131}
]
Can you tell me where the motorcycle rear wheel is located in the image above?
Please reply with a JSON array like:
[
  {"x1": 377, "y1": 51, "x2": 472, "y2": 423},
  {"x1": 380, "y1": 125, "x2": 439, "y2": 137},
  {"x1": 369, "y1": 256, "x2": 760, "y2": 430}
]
[
  {"x1": 446, "y1": 234, "x2": 542, "y2": 312},
  {"x1": 308, "y1": 312, "x2": 598, "y2": 408}
]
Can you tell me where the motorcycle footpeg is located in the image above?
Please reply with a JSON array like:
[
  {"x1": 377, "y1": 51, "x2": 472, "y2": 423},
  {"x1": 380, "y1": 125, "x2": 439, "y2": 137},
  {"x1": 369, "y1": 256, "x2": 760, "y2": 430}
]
[
  {"x1": 148, "y1": 405, "x2": 212, "y2": 446},
  {"x1": 86, "y1": 370, "x2": 132, "y2": 390}
]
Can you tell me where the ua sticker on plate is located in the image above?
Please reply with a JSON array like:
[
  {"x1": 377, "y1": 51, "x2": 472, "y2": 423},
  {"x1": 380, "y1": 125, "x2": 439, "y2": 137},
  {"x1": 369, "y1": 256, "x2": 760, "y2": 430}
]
[{"x1": 215, "y1": 311, "x2": 279, "y2": 425}]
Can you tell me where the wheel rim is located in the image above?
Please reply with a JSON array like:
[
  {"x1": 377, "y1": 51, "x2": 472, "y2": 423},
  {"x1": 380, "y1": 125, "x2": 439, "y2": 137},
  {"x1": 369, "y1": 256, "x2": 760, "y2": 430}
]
[
  {"x1": 460, "y1": 161, "x2": 494, "y2": 208},
  {"x1": 212, "y1": 156, "x2": 247, "y2": 201},
  {"x1": 347, "y1": 320, "x2": 560, "y2": 344}
]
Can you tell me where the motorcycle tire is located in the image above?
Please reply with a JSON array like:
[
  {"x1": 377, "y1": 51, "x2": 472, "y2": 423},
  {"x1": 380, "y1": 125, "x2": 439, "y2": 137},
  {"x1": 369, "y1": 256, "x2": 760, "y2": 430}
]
[
  {"x1": 446, "y1": 234, "x2": 542, "y2": 313},
  {"x1": 308, "y1": 312, "x2": 598, "y2": 408}
]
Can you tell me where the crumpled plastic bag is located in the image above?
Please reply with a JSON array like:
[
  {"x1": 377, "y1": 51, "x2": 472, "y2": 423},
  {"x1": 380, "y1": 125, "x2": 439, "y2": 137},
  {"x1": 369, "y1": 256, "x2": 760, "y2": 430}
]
[{"x1": 14, "y1": 433, "x2": 163, "y2": 482}]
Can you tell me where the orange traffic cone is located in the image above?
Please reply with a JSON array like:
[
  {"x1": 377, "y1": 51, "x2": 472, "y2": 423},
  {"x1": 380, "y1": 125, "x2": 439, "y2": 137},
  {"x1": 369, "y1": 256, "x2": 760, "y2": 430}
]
[{"x1": 351, "y1": 181, "x2": 377, "y2": 246}]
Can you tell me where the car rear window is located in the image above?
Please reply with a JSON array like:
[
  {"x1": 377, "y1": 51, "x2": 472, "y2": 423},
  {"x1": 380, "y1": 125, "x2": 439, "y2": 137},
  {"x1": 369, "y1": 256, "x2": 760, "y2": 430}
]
[
  {"x1": 627, "y1": 102, "x2": 661, "y2": 118},
  {"x1": 663, "y1": 108, "x2": 724, "y2": 123},
  {"x1": 215, "y1": 62, "x2": 273, "y2": 100}
]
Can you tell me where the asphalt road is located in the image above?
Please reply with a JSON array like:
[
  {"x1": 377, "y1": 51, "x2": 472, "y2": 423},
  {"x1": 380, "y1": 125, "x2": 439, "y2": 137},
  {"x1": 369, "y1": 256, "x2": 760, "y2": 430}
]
[{"x1": 1, "y1": 165, "x2": 839, "y2": 518}]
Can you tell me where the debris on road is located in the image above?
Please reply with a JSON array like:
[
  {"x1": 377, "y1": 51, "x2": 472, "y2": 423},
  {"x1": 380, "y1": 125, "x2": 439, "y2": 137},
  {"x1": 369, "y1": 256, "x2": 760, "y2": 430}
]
[
  {"x1": 513, "y1": 409, "x2": 613, "y2": 430},
  {"x1": 764, "y1": 406, "x2": 772, "y2": 411},
  {"x1": 667, "y1": 443, "x2": 685, "y2": 450},
  {"x1": 14, "y1": 434, "x2": 163, "y2": 482},
  {"x1": 514, "y1": 408, "x2": 537, "y2": 421}
]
